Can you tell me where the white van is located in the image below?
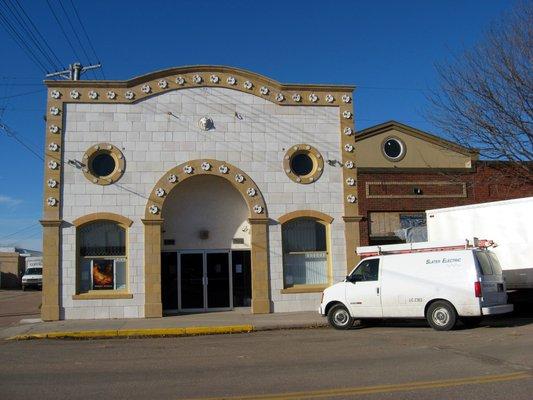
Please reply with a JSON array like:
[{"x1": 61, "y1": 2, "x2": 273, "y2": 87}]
[
  {"x1": 319, "y1": 243, "x2": 513, "y2": 331},
  {"x1": 21, "y1": 266, "x2": 42, "y2": 291}
]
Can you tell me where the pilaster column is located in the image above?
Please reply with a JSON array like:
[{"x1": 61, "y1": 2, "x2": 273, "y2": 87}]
[
  {"x1": 249, "y1": 218, "x2": 271, "y2": 314},
  {"x1": 40, "y1": 219, "x2": 63, "y2": 321},
  {"x1": 343, "y1": 216, "x2": 365, "y2": 273},
  {"x1": 142, "y1": 219, "x2": 164, "y2": 318}
]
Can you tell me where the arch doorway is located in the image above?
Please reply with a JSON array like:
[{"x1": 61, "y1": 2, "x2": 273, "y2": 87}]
[
  {"x1": 161, "y1": 175, "x2": 252, "y2": 312},
  {"x1": 143, "y1": 159, "x2": 270, "y2": 317}
]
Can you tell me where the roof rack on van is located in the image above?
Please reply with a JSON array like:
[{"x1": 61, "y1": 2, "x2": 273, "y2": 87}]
[{"x1": 356, "y1": 238, "x2": 495, "y2": 258}]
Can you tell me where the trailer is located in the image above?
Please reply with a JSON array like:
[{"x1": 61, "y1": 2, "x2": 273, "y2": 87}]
[{"x1": 425, "y1": 197, "x2": 533, "y2": 290}]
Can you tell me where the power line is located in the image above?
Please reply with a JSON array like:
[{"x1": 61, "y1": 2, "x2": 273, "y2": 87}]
[
  {"x1": 0, "y1": 121, "x2": 153, "y2": 203},
  {"x1": 0, "y1": 5, "x2": 49, "y2": 73},
  {"x1": 0, "y1": 122, "x2": 44, "y2": 161},
  {"x1": 11, "y1": 0, "x2": 64, "y2": 69},
  {"x1": 0, "y1": 88, "x2": 45, "y2": 100},
  {"x1": 0, "y1": 223, "x2": 40, "y2": 241},
  {"x1": 356, "y1": 85, "x2": 428, "y2": 92},
  {"x1": 57, "y1": 0, "x2": 97, "y2": 79},
  {"x1": 45, "y1": 0, "x2": 82, "y2": 65},
  {"x1": 68, "y1": 0, "x2": 105, "y2": 79},
  {"x1": 1, "y1": 0, "x2": 61, "y2": 72},
  {"x1": 0, "y1": 83, "x2": 43, "y2": 87}
]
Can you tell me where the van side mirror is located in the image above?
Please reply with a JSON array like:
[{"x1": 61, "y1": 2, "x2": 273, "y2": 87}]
[{"x1": 345, "y1": 275, "x2": 355, "y2": 283}]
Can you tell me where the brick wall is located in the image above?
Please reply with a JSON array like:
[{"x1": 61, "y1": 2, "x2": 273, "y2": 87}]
[{"x1": 357, "y1": 162, "x2": 533, "y2": 245}]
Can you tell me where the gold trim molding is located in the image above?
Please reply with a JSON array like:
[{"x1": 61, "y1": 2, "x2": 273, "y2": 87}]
[
  {"x1": 278, "y1": 210, "x2": 334, "y2": 225},
  {"x1": 73, "y1": 212, "x2": 133, "y2": 227},
  {"x1": 283, "y1": 144, "x2": 324, "y2": 184},
  {"x1": 144, "y1": 159, "x2": 268, "y2": 221},
  {"x1": 81, "y1": 143, "x2": 125, "y2": 186}
]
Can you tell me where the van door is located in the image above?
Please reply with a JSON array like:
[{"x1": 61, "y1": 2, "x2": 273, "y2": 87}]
[
  {"x1": 475, "y1": 251, "x2": 507, "y2": 307},
  {"x1": 345, "y1": 258, "x2": 383, "y2": 318}
]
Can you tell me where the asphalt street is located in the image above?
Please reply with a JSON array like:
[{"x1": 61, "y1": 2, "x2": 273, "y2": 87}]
[
  {"x1": 1, "y1": 319, "x2": 533, "y2": 400},
  {"x1": 0, "y1": 289, "x2": 41, "y2": 327}
]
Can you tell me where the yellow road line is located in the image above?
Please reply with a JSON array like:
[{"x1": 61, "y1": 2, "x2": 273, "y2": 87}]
[{"x1": 185, "y1": 371, "x2": 530, "y2": 400}]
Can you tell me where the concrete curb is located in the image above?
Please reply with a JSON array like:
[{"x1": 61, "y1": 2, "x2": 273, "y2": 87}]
[
  {"x1": 7, "y1": 325, "x2": 254, "y2": 340},
  {"x1": 6, "y1": 322, "x2": 328, "y2": 340}
]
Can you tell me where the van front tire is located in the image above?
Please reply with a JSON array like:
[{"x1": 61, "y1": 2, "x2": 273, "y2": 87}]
[
  {"x1": 426, "y1": 301, "x2": 457, "y2": 331},
  {"x1": 327, "y1": 304, "x2": 354, "y2": 330}
]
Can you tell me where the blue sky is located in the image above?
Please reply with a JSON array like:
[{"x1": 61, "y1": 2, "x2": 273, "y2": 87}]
[{"x1": 0, "y1": 0, "x2": 514, "y2": 250}]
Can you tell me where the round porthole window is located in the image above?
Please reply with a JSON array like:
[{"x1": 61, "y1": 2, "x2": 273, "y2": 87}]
[
  {"x1": 90, "y1": 152, "x2": 116, "y2": 177},
  {"x1": 283, "y1": 144, "x2": 324, "y2": 184},
  {"x1": 382, "y1": 137, "x2": 406, "y2": 161},
  {"x1": 290, "y1": 153, "x2": 314, "y2": 176},
  {"x1": 82, "y1": 143, "x2": 125, "y2": 185}
]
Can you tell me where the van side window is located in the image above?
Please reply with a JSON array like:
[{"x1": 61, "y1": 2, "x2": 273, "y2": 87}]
[
  {"x1": 351, "y1": 259, "x2": 379, "y2": 282},
  {"x1": 487, "y1": 253, "x2": 503, "y2": 275},
  {"x1": 475, "y1": 252, "x2": 493, "y2": 275}
]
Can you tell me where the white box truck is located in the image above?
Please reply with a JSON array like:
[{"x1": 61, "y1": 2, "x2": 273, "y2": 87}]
[
  {"x1": 426, "y1": 197, "x2": 533, "y2": 290},
  {"x1": 319, "y1": 241, "x2": 513, "y2": 331}
]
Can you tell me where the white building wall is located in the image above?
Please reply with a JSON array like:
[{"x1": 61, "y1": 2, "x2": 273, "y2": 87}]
[{"x1": 60, "y1": 87, "x2": 345, "y2": 318}]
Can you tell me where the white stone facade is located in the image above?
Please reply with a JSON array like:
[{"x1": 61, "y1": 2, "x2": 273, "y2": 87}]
[{"x1": 60, "y1": 86, "x2": 346, "y2": 319}]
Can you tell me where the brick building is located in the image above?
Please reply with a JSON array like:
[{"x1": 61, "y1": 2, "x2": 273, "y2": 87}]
[{"x1": 355, "y1": 121, "x2": 533, "y2": 246}]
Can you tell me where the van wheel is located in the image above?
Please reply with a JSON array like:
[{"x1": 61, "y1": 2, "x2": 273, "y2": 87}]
[
  {"x1": 327, "y1": 304, "x2": 354, "y2": 330},
  {"x1": 427, "y1": 301, "x2": 457, "y2": 331}
]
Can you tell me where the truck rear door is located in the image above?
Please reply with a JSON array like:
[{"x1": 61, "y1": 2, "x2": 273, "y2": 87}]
[{"x1": 475, "y1": 251, "x2": 507, "y2": 307}]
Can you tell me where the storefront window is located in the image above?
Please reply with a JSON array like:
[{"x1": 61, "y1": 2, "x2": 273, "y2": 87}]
[
  {"x1": 78, "y1": 221, "x2": 127, "y2": 292},
  {"x1": 282, "y1": 218, "x2": 329, "y2": 287}
]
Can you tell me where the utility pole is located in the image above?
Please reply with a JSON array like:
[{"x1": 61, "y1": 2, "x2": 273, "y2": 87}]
[{"x1": 45, "y1": 62, "x2": 102, "y2": 80}]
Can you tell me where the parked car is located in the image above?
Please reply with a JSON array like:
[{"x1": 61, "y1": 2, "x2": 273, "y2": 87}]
[
  {"x1": 319, "y1": 242, "x2": 513, "y2": 331},
  {"x1": 21, "y1": 267, "x2": 42, "y2": 291}
]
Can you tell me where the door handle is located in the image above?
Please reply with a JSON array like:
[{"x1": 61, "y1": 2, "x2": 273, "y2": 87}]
[{"x1": 376, "y1": 287, "x2": 380, "y2": 295}]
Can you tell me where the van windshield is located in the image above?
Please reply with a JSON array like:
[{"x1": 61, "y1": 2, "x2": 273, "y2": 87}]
[
  {"x1": 25, "y1": 268, "x2": 42, "y2": 275},
  {"x1": 487, "y1": 253, "x2": 503, "y2": 275},
  {"x1": 475, "y1": 252, "x2": 493, "y2": 275}
]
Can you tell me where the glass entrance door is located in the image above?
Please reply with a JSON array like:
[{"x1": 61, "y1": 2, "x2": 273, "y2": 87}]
[
  {"x1": 206, "y1": 252, "x2": 231, "y2": 309},
  {"x1": 178, "y1": 251, "x2": 232, "y2": 312},
  {"x1": 179, "y1": 253, "x2": 204, "y2": 310}
]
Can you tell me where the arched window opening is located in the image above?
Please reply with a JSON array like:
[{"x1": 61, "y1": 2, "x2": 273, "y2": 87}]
[
  {"x1": 78, "y1": 221, "x2": 127, "y2": 293},
  {"x1": 282, "y1": 218, "x2": 330, "y2": 288}
]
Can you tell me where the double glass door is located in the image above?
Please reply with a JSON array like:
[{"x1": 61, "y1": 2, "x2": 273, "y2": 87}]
[{"x1": 179, "y1": 251, "x2": 232, "y2": 311}]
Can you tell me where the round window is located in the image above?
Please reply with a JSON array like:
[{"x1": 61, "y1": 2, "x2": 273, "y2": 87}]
[
  {"x1": 290, "y1": 153, "x2": 314, "y2": 176},
  {"x1": 82, "y1": 143, "x2": 125, "y2": 185},
  {"x1": 90, "y1": 152, "x2": 116, "y2": 177},
  {"x1": 382, "y1": 137, "x2": 406, "y2": 161},
  {"x1": 283, "y1": 144, "x2": 324, "y2": 184}
]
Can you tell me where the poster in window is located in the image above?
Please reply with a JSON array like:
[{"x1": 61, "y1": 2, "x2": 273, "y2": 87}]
[{"x1": 92, "y1": 259, "x2": 114, "y2": 290}]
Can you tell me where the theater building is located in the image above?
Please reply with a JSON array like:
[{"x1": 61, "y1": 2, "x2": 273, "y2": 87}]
[
  {"x1": 40, "y1": 66, "x2": 359, "y2": 320},
  {"x1": 40, "y1": 66, "x2": 532, "y2": 321}
]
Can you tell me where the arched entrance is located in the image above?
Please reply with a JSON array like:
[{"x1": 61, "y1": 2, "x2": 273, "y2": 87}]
[{"x1": 142, "y1": 159, "x2": 270, "y2": 317}]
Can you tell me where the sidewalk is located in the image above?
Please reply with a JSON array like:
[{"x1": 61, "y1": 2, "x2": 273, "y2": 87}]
[{"x1": 1, "y1": 309, "x2": 328, "y2": 340}]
